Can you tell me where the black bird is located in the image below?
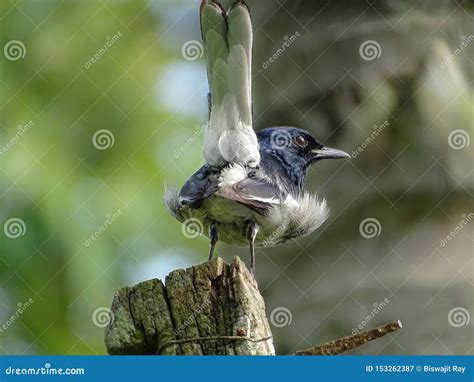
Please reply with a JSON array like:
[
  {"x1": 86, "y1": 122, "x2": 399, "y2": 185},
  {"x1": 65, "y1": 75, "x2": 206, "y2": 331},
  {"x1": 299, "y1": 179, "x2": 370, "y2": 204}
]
[{"x1": 165, "y1": 0, "x2": 349, "y2": 275}]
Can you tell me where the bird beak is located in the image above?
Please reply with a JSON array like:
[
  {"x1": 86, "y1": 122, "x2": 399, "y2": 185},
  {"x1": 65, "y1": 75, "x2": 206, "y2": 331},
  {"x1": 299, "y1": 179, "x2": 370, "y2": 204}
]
[{"x1": 310, "y1": 146, "x2": 350, "y2": 160}]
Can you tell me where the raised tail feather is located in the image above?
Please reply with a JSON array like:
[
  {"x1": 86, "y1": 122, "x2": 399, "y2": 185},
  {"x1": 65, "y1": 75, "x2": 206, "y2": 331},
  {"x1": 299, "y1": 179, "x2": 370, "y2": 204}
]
[{"x1": 200, "y1": 0, "x2": 260, "y2": 167}]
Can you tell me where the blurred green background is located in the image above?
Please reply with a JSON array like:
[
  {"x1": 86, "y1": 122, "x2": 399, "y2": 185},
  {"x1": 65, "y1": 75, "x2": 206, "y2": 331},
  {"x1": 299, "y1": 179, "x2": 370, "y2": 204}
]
[{"x1": 0, "y1": 0, "x2": 472, "y2": 355}]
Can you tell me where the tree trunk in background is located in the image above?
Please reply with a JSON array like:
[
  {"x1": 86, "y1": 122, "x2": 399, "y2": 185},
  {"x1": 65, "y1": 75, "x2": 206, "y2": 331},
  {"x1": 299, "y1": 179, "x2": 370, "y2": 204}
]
[{"x1": 105, "y1": 257, "x2": 275, "y2": 355}]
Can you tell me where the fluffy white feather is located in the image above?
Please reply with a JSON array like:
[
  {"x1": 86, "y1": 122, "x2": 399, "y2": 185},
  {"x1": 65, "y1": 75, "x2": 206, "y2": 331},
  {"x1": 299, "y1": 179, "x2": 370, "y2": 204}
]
[
  {"x1": 163, "y1": 186, "x2": 183, "y2": 221},
  {"x1": 267, "y1": 192, "x2": 329, "y2": 240},
  {"x1": 204, "y1": 94, "x2": 260, "y2": 166},
  {"x1": 218, "y1": 163, "x2": 248, "y2": 187}
]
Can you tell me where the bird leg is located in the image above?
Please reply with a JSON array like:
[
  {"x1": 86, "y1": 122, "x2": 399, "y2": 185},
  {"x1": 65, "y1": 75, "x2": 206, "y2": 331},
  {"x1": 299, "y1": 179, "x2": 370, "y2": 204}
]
[
  {"x1": 246, "y1": 221, "x2": 260, "y2": 277},
  {"x1": 208, "y1": 225, "x2": 218, "y2": 261}
]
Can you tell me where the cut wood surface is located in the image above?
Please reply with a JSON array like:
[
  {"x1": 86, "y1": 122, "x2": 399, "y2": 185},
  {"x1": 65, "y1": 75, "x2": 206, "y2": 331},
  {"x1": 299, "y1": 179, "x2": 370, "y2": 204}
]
[{"x1": 105, "y1": 256, "x2": 275, "y2": 355}]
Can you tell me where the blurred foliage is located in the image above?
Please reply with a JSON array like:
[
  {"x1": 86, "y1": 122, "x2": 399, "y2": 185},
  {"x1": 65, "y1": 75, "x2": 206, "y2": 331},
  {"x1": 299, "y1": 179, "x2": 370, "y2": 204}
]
[{"x1": 0, "y1": 0, "x2": 472, "y2": 355}]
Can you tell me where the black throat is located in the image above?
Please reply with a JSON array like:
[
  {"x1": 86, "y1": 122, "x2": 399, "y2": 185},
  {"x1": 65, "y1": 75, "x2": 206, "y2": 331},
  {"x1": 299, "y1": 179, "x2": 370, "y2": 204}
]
[{"x1": 260, "y1": 150, "x2": 309, "y2": 195}]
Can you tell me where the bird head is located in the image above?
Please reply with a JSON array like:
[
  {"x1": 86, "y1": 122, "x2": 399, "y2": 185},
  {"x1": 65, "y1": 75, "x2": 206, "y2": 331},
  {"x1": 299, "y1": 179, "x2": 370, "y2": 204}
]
[
  {"x1": 257, "y1": 126, "x2": 349, "y2": 165},
  {"x1": 256, "y1": 127, "x2": 350, "y2": 191}
]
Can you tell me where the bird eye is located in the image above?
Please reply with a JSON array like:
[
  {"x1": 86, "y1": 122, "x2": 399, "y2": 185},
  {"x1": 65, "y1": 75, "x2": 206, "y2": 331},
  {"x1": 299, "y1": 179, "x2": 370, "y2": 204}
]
[{"x1": 294, "y1": 135, "x2": 308, "y2": 148}]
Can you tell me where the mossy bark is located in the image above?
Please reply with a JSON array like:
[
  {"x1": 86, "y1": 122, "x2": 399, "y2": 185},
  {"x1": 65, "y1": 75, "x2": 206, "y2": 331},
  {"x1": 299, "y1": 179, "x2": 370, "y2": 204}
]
[{"x1": 105, "y1": 256, "x2": 275, "y2": 355}]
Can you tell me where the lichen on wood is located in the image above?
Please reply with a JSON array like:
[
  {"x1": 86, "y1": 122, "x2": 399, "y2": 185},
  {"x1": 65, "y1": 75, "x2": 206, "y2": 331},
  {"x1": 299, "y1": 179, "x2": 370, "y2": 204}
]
[{"x1": 105, "y1": 256, "x2": 275, "y2": 355}]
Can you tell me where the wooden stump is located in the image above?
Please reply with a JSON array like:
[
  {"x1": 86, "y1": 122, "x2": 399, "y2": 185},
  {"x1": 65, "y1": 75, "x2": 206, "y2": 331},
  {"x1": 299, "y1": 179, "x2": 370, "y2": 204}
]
[{"x1": 105, "y1": 256, "x2": 275, "y2": 355}]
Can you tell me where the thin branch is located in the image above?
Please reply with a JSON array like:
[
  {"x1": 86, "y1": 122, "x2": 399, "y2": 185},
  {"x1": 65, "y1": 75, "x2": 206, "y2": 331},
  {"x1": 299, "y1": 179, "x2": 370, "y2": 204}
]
[{"x1": 294, "y1": 320, "x2": 402, "y2": 355}]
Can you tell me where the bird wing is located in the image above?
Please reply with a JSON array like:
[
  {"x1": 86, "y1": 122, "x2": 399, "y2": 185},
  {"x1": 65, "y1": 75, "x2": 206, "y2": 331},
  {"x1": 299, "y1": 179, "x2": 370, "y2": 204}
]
[
  {"x1": 215, "y1": 177, "x2": 282, "y2": 215},
  {"x1": 178, "y1": 165, "x2": 220, "y2": 205},
  {"x1": 200, "y1": 0, "x2": 260, "y2": 167}
]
